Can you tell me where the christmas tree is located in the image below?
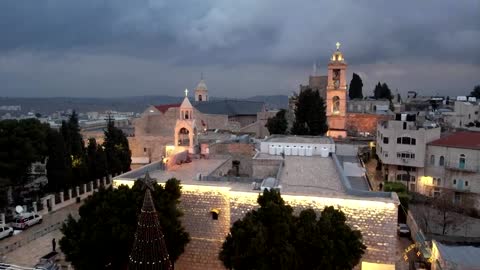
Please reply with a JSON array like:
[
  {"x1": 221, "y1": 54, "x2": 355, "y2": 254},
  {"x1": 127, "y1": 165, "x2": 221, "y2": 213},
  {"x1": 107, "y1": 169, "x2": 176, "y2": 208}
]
[{"x1": 128, "y1": 173, "x2": 173, "y2": 270}]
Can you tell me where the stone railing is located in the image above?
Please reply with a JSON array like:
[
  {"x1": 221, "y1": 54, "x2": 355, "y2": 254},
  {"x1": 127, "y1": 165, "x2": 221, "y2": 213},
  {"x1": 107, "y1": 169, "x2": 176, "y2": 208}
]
[{"x1": 38, "y1": 175, "x2": 113, "y2": 215}]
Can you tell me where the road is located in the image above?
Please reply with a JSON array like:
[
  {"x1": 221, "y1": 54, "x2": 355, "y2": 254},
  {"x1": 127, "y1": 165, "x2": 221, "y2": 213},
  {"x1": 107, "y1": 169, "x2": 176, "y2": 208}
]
[{"x1": 0, "y1": 202, "x2": 81, "y2": 267}]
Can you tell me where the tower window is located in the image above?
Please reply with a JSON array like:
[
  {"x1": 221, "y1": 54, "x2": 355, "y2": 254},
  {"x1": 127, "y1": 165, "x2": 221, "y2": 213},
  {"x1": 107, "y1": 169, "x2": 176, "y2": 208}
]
[
  {"x1": 198, "y1": 95, "x2": 203, "y2": 101},
  {"x1": 332, "y1": 96, "x2": 340, "y2": 114}
]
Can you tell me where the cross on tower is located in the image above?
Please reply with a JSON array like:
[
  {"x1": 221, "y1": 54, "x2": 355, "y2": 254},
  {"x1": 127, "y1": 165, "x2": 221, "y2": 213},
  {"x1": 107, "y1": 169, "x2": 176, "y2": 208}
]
[
  {"x1": 336, "y1": 42, "x2": 341, "y2": 50},
  {"x1": 185, "y1": 88, "x2": 189, "y2": 97}
]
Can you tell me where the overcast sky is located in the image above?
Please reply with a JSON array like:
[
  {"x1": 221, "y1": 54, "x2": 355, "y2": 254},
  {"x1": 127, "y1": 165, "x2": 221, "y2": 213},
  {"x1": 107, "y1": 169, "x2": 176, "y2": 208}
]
[{"x1": 0, "y1": 0, "x2": 479, "y2": 98}]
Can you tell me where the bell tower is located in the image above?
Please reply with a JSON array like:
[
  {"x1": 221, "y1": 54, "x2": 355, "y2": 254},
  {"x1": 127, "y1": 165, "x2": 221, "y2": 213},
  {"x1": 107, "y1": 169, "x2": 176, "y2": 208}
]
[
  {"x1": 326, "y1": 42, "x2": 348, "y2": 138},
  {"x1": 174, "y1": 89, "x2": 198, "y2": 153},
  {"x1": 194, "y1": 74, "x2": 209, "y2": 102}
]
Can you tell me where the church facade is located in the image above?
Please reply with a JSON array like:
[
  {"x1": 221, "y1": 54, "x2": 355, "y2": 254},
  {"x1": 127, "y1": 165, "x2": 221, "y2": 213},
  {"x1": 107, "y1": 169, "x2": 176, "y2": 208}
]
[{"x1": 129, "y1": 80, "x2": 269, "y2": 163}]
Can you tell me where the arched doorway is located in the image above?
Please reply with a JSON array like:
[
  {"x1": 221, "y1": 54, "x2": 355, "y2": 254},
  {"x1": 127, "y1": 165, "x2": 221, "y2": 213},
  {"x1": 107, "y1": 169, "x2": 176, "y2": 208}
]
[{"x1": 178, "y1": 127, "x2": 190, "y2": 146}]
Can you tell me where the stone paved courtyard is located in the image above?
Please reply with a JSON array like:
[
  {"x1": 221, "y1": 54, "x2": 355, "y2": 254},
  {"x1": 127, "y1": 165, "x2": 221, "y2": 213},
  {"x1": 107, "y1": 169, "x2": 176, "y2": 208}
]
[{"x1": 280, "y1": 156, "x2": 345, "y2": 195}]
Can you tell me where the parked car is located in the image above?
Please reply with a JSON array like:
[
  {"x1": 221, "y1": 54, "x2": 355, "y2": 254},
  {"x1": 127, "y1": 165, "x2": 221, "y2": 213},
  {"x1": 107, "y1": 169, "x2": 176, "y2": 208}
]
[
  {"x1": 34, "y1": 251, "x2": 60, "y2": 270},
  {"x1": 397, "y1": 223, "x2": 410, "y2": 237},
  {"x1": 12, "y1": 212, "x2": 42, "y2": 230},
  {"x1": 260, "y1": 177, "x2": 276, "y2": 192},
  {"x1": 0, "y1": 226, "x2": 14, "y2": 239}
]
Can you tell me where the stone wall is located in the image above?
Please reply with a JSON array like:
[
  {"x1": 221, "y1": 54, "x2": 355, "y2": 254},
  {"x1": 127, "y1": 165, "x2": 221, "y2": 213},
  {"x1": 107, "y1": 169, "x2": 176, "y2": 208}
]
[
  {"x1": 174, "y1": 185, "x2": 398, "y2": 269},
  {"x1": 346, "y1": 113, "x2": 392, "y2": 136},
  {"x1": 209, "y1": 143, "x2": 255, "y2": 176},
  {"x1": 252, "y1": 158, "x2": 283, "y2": 179}
]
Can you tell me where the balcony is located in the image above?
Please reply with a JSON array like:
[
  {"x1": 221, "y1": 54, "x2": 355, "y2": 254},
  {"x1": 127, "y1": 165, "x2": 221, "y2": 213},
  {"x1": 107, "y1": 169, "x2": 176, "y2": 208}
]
[{"x1": 445, "y1": 162, "x2": 479, "y2": 173}]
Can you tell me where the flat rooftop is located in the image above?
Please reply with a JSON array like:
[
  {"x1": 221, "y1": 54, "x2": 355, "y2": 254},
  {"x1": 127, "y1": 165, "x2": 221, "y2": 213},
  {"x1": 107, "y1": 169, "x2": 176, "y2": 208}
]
[
  {"x1": 146, "y1": 155, "x2": 347, "y2": 196},
  {"x1": 265, "y1": 135, "x2": 332, "y2": 144}
]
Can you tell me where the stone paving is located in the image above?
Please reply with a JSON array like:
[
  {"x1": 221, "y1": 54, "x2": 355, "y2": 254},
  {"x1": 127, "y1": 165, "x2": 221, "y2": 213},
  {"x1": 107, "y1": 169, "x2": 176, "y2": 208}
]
[{"x1": 280, "y1": 156, "x2": 345, "y2": 195}]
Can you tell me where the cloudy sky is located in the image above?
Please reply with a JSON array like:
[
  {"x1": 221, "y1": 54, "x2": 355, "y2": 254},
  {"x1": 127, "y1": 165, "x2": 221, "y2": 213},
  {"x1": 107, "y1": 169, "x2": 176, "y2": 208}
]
[{"x1": 0, "y1": 0, "x2": 479, "y2": 98}]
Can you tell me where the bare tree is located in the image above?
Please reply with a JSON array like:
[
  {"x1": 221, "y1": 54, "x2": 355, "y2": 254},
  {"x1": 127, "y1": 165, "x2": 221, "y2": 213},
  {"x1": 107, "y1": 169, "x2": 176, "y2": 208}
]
[{"x1": 432, "y1": 193, "x2": 466, "y2": 235}]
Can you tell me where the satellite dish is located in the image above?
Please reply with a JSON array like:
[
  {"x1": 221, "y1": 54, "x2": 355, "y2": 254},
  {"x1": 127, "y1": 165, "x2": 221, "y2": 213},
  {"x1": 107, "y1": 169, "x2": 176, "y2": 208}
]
[{"x1": 15, "y1": 205, "x2": 24, "y2": 214}]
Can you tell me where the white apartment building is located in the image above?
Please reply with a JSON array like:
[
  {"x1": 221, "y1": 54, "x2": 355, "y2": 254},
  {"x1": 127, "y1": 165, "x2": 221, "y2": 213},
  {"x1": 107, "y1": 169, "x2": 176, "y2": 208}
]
[
  {"x1": 442, "y1": 99, "x2": 479, "y2": 129},
  {"x1": 420, "y1": 131, "x2": 480, "y2": 206},
  {"x1": 376, "y1": 113, "x2": 441, "y2": 191}
]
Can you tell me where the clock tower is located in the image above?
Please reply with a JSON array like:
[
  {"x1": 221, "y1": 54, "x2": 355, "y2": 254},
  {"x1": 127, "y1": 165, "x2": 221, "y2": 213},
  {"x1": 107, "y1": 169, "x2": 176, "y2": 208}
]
[{"x1": 326, "y1": 42, "x2": 348, "y2": 138}]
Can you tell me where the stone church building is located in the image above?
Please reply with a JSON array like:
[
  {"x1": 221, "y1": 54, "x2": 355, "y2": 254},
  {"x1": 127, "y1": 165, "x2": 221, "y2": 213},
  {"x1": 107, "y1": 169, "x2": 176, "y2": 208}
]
[{"x1": 129, "y1": 80, "x2": 270, "y2": 163}]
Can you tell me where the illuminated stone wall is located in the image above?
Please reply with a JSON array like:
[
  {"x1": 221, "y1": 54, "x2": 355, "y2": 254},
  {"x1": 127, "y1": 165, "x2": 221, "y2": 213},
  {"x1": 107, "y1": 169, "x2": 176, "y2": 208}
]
[{"x1": 175, "y1": 185, "x2": 398, "y2": 269}]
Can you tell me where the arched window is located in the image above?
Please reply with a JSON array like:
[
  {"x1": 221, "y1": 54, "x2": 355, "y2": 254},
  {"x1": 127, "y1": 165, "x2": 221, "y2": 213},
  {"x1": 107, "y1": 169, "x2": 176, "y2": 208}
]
[
  {"x1": 430, "y1": 155, "x2": 435, "y2": 166},
  {"x1": 198, "y1": 95, "x2": 203, "y2": 101},
  {"x1": 439, "y1": 156, "x2": 445, "y2": 166},
  {"x1": 332, "y1": 96, "x2": 340, "y2": 114},
  {"x1": 459, "y1": 154, "x2": 466, "y2": 169}
]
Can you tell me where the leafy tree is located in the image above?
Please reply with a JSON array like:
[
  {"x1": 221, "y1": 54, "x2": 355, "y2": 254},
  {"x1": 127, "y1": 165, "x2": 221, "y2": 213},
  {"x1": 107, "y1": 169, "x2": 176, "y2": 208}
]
[
  {"x1": 266, "y1": 109, "x2": 288, "y2": 135},
  {"x1": 373, "y1": 82, "x2": 393, "y2": 100},
  {"x1": 60, "y1": 179, "x2": 190, "y2": 270},
  {"x1": 348, "y1": 73, "x2": 364, "y2": 100},
  {"x1": 470, "y1": 85, "x2": 480, "y2": 98},
  {"x1": 103, "y1": 116, "x2": 131, "y2": 175},
  {"x1": 291, "y1": 88, "x2": 328, "y2": 136},
  {"x1": 46, "y1": 129, "x2": 72, "y2": 192},
  {"x1": 219, "y1": 190, "x2": 366, "y2": 270},
  {"x1": 0, "y1": 119, "x2": 49, "y2": 186}
]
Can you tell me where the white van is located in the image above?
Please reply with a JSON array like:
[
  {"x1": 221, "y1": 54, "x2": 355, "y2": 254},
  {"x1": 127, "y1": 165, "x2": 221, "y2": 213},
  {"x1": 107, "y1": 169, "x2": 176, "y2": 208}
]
[{"x1": 12, "y1": 212, "x2": 42, "y2": 229}]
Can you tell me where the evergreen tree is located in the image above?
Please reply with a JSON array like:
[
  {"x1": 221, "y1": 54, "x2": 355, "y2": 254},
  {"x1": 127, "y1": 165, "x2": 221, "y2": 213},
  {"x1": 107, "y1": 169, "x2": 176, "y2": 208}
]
[
  {"x1": 103, "y1": 116, "x2": 131, "y2": 175},
  {"x1": 61, "y1": 111, "x2": 88, "y2": 184},
  {"x1": 291, "y1": 89, "x2": 328, "y2": 136},
  {"x1": 348, "y1": 73, "x2": 364, "y2": 100},
  {"x1": 470, "y1": 85, "x2": 480, "y2": 98},
  {"x1": 373, "y1": 82, "x2": 393, "y2": 100},
  {"x1": 266, "y1": 109, "x2": 288, "y2": 135},
  {"x1": 86, "y1": 138, "x2": 108, "y2": 181},
  {"x1": 46, "y1": 129, "x2": 72, "y2": 192}
]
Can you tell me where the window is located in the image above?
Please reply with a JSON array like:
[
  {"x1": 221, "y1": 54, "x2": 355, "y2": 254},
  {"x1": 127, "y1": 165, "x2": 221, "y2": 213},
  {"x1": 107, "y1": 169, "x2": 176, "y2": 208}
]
[
  {"x1": 430, "y1": 155, "x2": 435, "y2": 165},
  {"x1": 411, "y1": 138, "x2": 416, "y2": 145},
  {"x1": 453, "y1": 179, "x2": 457, "y2": 185},
  {"x1": 143, "y1": 148, "x2": 147, "y2": 153},
  {"x1": 439, "y1": 156, "x2": 445, "y2": 166},
  {"x1": 403, "y1": 122, "x2": 407, "y2": 130},
  {"x1": 402, "y1": 137, "x2": 410, "y2": 144},
  {"x1": 437, "y1": 178, "x2": 441, "y2": 186},
  {"x1": 465, "y1": 181, "x2": 469, "y2": 187},
  {"x1": 332, "y1": 96, "x2": 340, "y2": 114},
  {"x1": 384, "y1": 152, "x2": 388, "y2": 157},
  {"x1": 383, "y1": 137, "x2": 389, "y2": 144},
  {"x1": 397, "y1": 137, "x2": 401, "y2": 144},
  {"x1": 198, "y1": 95, "x2": 203, "y2": 101},
  {"x1": 459, "y1": 154, "x2": 466, "y2": 169},
  {"x1": 398, "y1": 152, "x2": 415, "y2": 159}
]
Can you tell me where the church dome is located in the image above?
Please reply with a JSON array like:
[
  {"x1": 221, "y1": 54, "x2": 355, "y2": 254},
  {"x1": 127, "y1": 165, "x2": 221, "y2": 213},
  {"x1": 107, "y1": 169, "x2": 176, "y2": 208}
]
[{"x1": 196, "y1": 79, "x2": 208, "y2": 91}]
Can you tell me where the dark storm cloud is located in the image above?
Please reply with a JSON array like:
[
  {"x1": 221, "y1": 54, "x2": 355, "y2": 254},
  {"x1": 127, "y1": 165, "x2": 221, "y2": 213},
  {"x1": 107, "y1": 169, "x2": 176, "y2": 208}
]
[{"x1": 0, "y1": 0, "x2": 479, "y2": 97}]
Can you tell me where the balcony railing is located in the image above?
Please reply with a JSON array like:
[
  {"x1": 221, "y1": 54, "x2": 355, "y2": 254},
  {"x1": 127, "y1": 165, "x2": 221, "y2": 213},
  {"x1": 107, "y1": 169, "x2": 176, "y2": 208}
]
[{"x1": 444, "y1": 162, "x2": 479, "y2": 173}]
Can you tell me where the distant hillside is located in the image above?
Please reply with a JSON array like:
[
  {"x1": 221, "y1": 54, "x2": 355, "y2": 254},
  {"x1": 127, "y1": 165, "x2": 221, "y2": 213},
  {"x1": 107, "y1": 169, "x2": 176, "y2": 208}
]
[{"x1": 0, "y1": 94, "x2": 289, "y2": 114}]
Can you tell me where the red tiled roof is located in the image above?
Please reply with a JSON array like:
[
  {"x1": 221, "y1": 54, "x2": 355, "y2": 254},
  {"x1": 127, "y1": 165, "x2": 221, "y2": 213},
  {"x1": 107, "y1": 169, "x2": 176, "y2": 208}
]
[
  {"x1": 428, "y1": 131, "x2": 480, "y2": 150},
  {"x1": 154, "y1": 103, "x2": 181, "y2": 113}
]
